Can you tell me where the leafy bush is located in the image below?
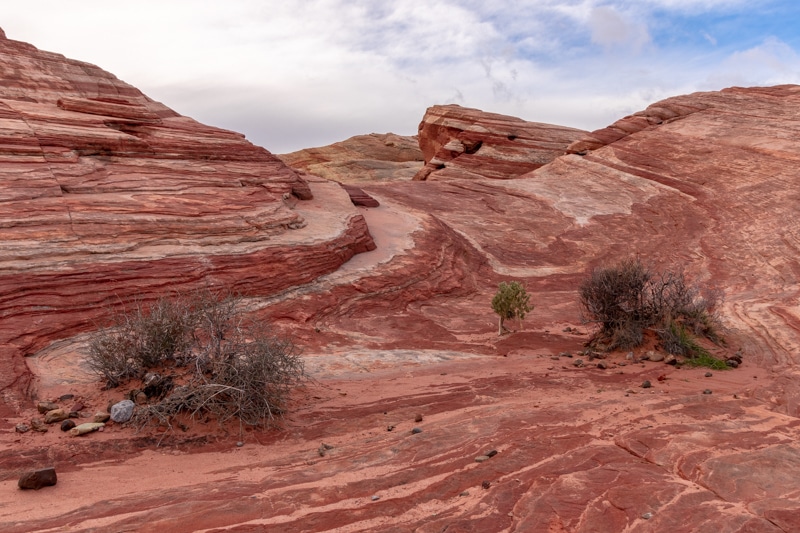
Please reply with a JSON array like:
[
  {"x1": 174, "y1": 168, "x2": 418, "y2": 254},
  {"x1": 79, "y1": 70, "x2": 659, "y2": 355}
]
[
  {"x1": 491, "y1": 281, "x2": 533, "y2": 335},
  {"x1": 87, "y1": 290, "x2": 306, "y2": 428},
  {"x1": 579, "y1": 258, "x2": 724, "y2": 359}
]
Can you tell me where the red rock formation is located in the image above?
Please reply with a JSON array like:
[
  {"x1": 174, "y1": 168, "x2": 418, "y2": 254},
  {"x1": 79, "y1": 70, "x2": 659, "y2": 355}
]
[
  {"x1": 0, "y1": 33, "x2": 373, "y2": 415},
  {"x1": 412, "y1": 104, "x2": 586, "y2": 181},
  {"x1": 5, "y1": 27, "x2": 800, "y2": 533},
  {"x1": 280, "y1": 132, "x2": 423, "y2": 183}
]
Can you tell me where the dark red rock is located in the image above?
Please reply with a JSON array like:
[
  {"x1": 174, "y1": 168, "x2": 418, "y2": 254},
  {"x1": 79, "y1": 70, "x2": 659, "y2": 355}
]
[
  {"x1": 18, "y1": 467, "x2": 57, "y2": 490},
  {"x1": 412, "y1": 104, "x2": 586, "y2": 181}
]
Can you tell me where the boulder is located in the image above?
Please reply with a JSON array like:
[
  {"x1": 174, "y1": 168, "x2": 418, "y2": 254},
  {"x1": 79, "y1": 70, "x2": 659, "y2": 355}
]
[
  {"x1": 18, "y1": 467, "x2": 57, "y2": 490},
  {"x1": 110, "y1": 400, "x2": 135, "y2": 423}
]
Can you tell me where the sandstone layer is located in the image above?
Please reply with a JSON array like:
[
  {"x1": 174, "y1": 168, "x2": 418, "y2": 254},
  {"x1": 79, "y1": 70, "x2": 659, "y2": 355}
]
[
  {"x1": 412, "y1": 104, "x2": 587, "y2": 181},
  {"x1": 0, "y1": 32, "x2": 374, "y2": 416},
  {"x1": 3, "y1": 29, "x2": 800, "y2": 533},
  {"x1": 280, "y1": 132, "x2": 423, "y2": 184}
]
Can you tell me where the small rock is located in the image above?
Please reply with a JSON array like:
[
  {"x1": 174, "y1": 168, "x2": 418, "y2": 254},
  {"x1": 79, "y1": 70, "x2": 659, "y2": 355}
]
[
  {"x1": 93, "y1": 411, "x2": 111, "y2": 423},
  {"x1": 236, "y1": 441, "x2": 244, "y2": 447},
  {"x1": 44, "y1": 408, "x2": 69, "y2": 424},
  {"x1": 726, "y1": 360, "x2": 739, "y2": 368},
  {"x1": 475, "y1": 455, "x2": 490, "y2": 462},
  {"x1": 387, "y1": 425, "x2": 395, "y2": 432},
  {"x1": 657, "y1": 374, "x2": 667, "y2": 382},
  {"x1": 318, "y1": 442, "x2": 334, "y2": 456},
  {"x1": 30, "y1": 419, "x2": 48, "y2": 433},
  {"x1": 664, "y1": 354, "x2": 677, "y2": 365},
  {"x1": 59, "y1": 394, "x2": 75, "y2": 401},
  {"x1": 69, "y1": 422, "x2": 104, "y2": 436},
  {"x1": 15, "y1": 423, "x2": 30, "y2": 433},
  {"x1": 60, "y1": 419, "x2": 76, "y2": 432},
  {"x1": 597, "y1": 361, "x2": 608, "y2": 370},
  {"x1": 733, "y1": 394, "x2": 740, "y2": 399},
  {"x1": 414, "y1": 413, "x2": 423, "y2": 423},
  {"x1": 642, "y1": 512, "x2": 653, "y2": 520},
  {"x1": 703, "y1": 389, "x2": 713, "y2": 395},
  {"x1": 371, "y1": 495, "x2": 380, "y2": 501},
  {"x1": 411, "y1": 427, "x2": 423, "y2": 434},
  {"x1": 37, "y1": 401, "x2": 59, "y2": 415},
  {"x1": 648, "y1": 352, "x2": 665, "y2": 362},
  {"x1": 485, "y1": 450, "x2": 498, "y2": 457},
  {"x1": 460, "y1": 491, "x2": 470, "y2": 497},
  {"x1": 559, "y1": 352, "x2": 571, "y2": 358},
  {"x1": 133, "y1": 391, "x2": 148, "y2": 405},
  {"x1": 573, "y1": 359, "x2": 584, "y2": 367},
  {"x1": 110, "y1": 400, "x2": 135, "y2": 423},
  {"x1": 705, "y1": 372, "x2": 713, "y2": 377},
  {"x1": 481, "y1": 480, "x2": 491, "y2": 489},
  {"x1": 18, "y1": 467, "x2": 57, "y2": 490},
  {"x1": 626, "y1": 352, "x2": 635, "y2": 360},
  {"x1": 641, "y1": 381, "x2": 652, "y2": 389}
]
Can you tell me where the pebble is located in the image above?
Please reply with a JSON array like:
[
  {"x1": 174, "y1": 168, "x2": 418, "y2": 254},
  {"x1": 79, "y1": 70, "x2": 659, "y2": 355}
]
[
  {"x1": 414, "y1": 413, "x2": 423, "y2": 423},
  {"x1": 703, "y1": 389, "x2": 713, "y2": 395},
  {"x1": 60, "y1": 419, "x2": 76, "y2": 432},
  {"x1": 460, "y1": 491, "x2": 470, "y2": 497},
  {"x1": 573, "y1": 359, "x2": 584, "y2": 367},
  {"x1": 475, "y1": 455, "x2": 490, "y2": 462},
  {"x1": 59, "y1": 394, "x2": 75, "y2": 401},
  {"x1": 387, "y1": 425, "x2": 395, "y2": 432},
  {"x1": 597, "y1": 361, "x2": 608, "y2": 369},
  {"x1": 705, "y1": 372, "x2": 713, "y2": 377},
  {"x1": 481, "y1": 480, "x2": 491, "y2": 489},
  {"x1": 30, "y1": 419, "x2": 48, "y2": 433},
  {"x1": 236, "y1": 441, "x2": 244, "y2": 447},
  {"x1": 15, "y1": 423, "x2": 30, "y2": 433},
  {"x1": 93, "y1": 411, "x2": 111, "y2": 423},
  {"x1": 485, "y1": 450, "x2": 498, "y2": 457},
  {"x1": 641, "y1": 380, "x2": 652, "y2": 389},
  {"x1": 411, "y1": 427, "x2": 423, "y2": 434},
  {"x1": 642, "y1": 512, "x2": 653, "y2": 520},
  {"x1": 371, "y1": 495, "x2": 380, "y2": 501}
]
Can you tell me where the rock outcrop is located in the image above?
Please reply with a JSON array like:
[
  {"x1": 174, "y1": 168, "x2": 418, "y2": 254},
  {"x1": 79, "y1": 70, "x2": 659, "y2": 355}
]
[
  {"x1": 0, "y1": 32, "x2": 374, "y2": 415},
  {"x1": 280, "y1": 132, "x2": 423, "y2": 183},
  {"x1": 5, "y1": 27, "x2": 800, "y2": 533},
  {"x1": 412, "y1": 104, "x2": 586, "y2": 181}
]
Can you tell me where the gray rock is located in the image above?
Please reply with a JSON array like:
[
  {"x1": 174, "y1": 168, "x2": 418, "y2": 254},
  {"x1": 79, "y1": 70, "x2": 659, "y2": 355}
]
[
  {"x1": 411, "y1": 427, "x2": 423, "y2": 434},
  {"x1": 641, "y1": 380, "x2": 652, "y2": 389},
  {"x1": 110, "y1": 400, "x2": 135, "y2": 423},
  {"x1": 15, "y1": 423, "x2": 30, "y2": 433},
  {"x1": 642, "y1": 512, "x2": 653, "y2": 520},
  {"x1": 30, "y1": 419, "x2": 48, "y2": 433},
  {"x1": 18, "y1": 467, "x2": 57, "y2": 490}
]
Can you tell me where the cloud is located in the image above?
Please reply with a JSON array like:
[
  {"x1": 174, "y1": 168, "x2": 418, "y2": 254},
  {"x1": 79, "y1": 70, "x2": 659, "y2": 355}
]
[
  {"x1": 0, "y1": 0, "x2": 798, "y2": 152},
  {"x1": 589, "y1": 6, "x2": 651, "y2": 50}
]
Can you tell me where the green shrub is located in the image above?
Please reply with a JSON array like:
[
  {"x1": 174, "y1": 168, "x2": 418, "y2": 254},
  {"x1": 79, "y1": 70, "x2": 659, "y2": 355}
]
[
  {"x1": 491, "y1": 281, "x2": 533, "y2": 335},
  {"x1": 579, "y1": 258, "x2": 724, "y2": 357}
]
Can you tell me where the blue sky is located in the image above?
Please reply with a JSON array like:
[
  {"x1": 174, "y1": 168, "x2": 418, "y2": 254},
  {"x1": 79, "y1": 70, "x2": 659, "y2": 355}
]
[{"x1": 1, "y1": 0, "x2": 799, "y2": 153}]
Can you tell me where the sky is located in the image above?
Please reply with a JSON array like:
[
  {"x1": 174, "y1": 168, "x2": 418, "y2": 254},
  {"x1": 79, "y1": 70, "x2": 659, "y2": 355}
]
[{"x1": 1, "y1": 0, "x2": 799, "y2": 153}]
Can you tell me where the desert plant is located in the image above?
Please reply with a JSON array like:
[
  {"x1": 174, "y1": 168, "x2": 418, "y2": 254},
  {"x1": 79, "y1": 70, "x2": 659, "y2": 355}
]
[
  {"x1": 491, "y1": 281, "x2": 533, "y2": 335},
  {"x1": 579, "y1": 257, "x2": 724, "y2": 356},
  {"x1": 87, "y1": 289, "x2": 306, "y2": 429}
]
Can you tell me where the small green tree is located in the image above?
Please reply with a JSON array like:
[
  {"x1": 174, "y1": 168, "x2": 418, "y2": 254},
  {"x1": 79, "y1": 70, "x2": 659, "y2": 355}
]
[{"x1": 491, "y1": 281, "x2": 533, "y2": 336}]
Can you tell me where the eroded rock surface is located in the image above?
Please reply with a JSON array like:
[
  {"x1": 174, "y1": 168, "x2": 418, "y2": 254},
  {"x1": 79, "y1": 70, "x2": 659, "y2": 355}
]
[
  {"x1": 280, "y1": 132, "x2": 423, "y2": 183},
  {"x1": 4, "y1": 28, "x2": 800, "y2": 533},
  {"x1": 412, "y1": 104, "x2": 587, "y2": 181},
  {"x1": 0, "y1": 33, "x2": 374, "y2": 416}
]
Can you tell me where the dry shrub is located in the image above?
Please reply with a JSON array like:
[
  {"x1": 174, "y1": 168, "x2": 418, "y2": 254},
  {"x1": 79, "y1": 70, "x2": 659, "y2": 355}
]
[
  {"x1": 579, "y1": 257, "x2": 723, "y2": 353},
  {"x1": 87, "y1": 289, "x2": 306, "y2": 429}
]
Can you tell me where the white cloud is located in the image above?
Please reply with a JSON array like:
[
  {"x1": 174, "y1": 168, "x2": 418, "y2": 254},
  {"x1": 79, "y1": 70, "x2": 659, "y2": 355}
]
[{"x1": 0, "y1": 0, "x2": 797, "y2": 152}]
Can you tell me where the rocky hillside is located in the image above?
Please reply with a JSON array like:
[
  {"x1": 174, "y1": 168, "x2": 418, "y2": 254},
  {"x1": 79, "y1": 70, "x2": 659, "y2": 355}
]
[
  {"x1": 3, "y1": 30, "x2": 800, "y2": 533},
  {"x1": 0, "y1": 32, "x2": 375, "y2": 415}
]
